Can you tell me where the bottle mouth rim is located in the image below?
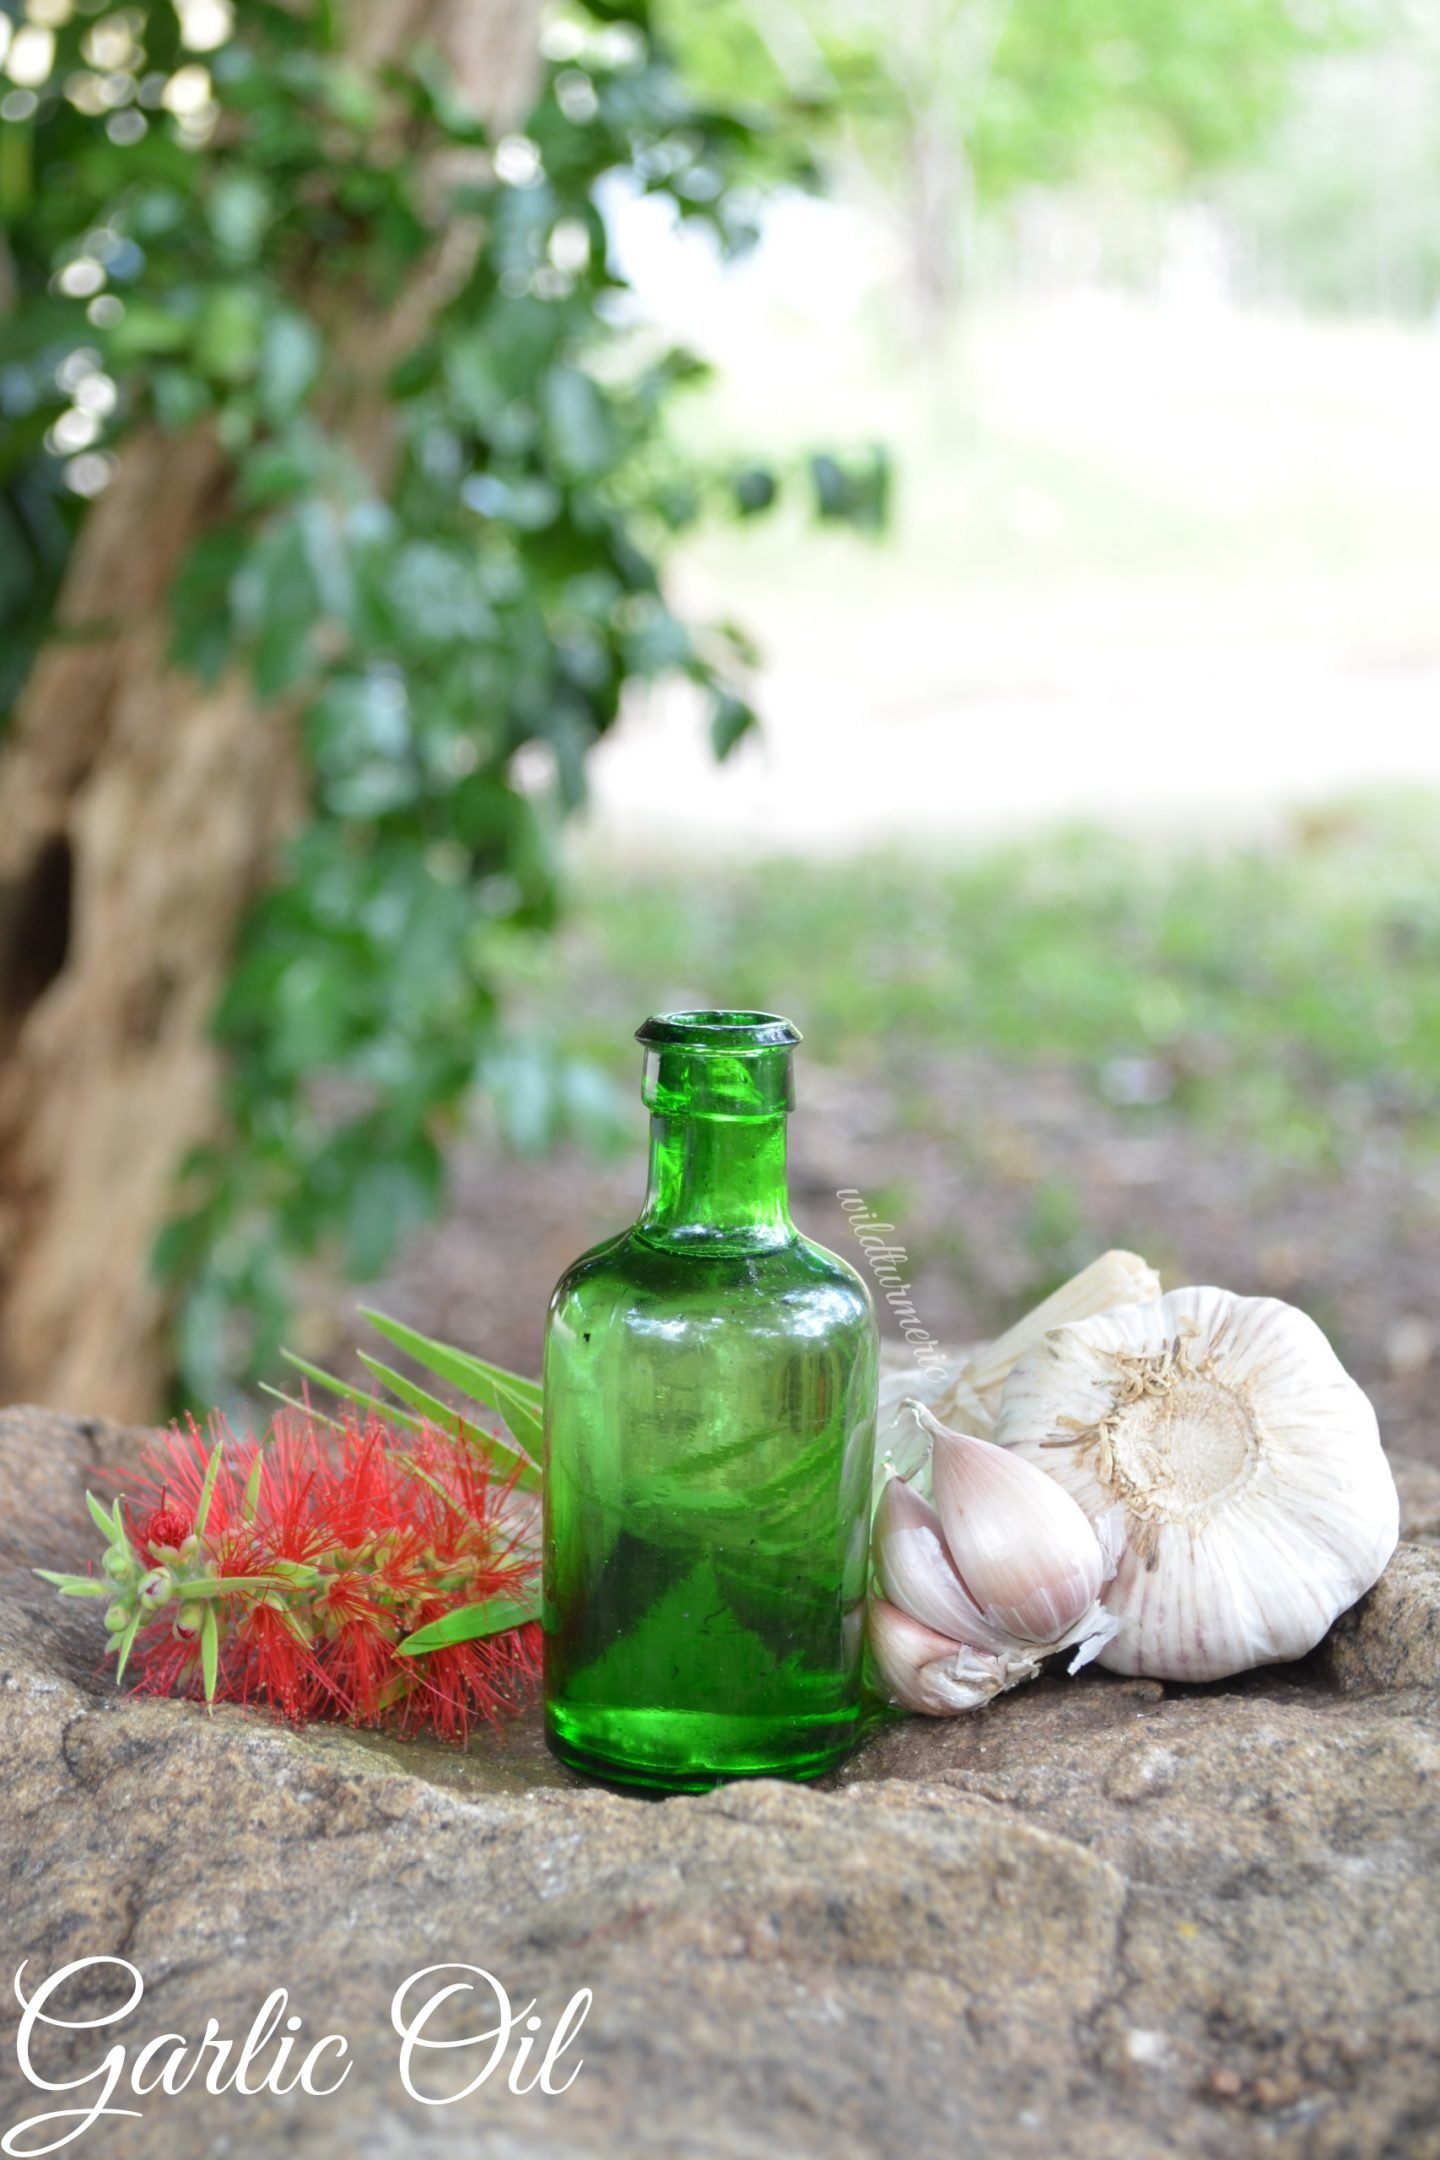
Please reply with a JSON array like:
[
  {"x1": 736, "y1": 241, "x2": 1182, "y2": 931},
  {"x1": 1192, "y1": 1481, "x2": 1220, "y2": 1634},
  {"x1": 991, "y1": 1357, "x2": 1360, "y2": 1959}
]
[{"x1": 636, "y1": 1009, "x2": 801, "y2": 1052}]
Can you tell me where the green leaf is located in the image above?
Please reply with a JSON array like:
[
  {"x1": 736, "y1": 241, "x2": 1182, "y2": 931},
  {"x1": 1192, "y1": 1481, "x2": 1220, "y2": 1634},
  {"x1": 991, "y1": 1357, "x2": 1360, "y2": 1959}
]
[
  {"x1": 710, "y1": 692, "x2": 758, "y2": 761},
  {"x1": 208, "y1": 171, "x2": 273, "y2": 264},
  {"x1": 355, "y1": 1352, "x2": 541, "y2": 1492},
  {"x1": 276, "y1": 1351, "x2": 425, "y2": 1434},
  {"x1": 353, "y1": 1310, "x2": 546, "y2": 1479},
  {"x1": 343, "y1": 1157, "x2": 438, "y2": 1279},
  {"x1": 107, "y1": 303, "x2": 193, "y2": 364},
  {"x1": 241, "y1": 1450, "x2": 267, "y2": 1524},
  {"x1": 395, "y1": 1594, "x2": 539, "y2": 1656},
  {"x1": 358, "y1": 1307, "x2": 542, "y2": 1409},
  {"x1": 34, "y1": 1571, "x2": 113, "y2": 1597},
  {"x1": 731, "y1": 466, "x2": 777, "y2": 516},
  {"x1": 809, "y1": 452, "x2": 850, "y2": 520},
  {"x1": 238, "y1": 444, "x2": 316, "y2": 508},
  {"x1": 319, "y1": 58, "x2": 383, "y2": 134},
  {"x1": 479, "y1": 1376, "x2": 544, "y2": 1466},
  {"x1": 250, "y1": 608, "x2": 314, "y2": 701},
  {"x1": 808, "y1": 447, "x2": 890, "y2": 533},
  {"x1": 232, "y1": 518, "x2": 321, "y2": 698},
  {"x1": 258, "y1": 311, "x2": 323, "y2": 423},
  {"x1": 85, "y1": 1491, "x2": 124, "y2": 1543},
  {"x1": 195, "y1": 286, "x2": 264, "y2": 385},
  {"x1": 152, "y1": 367, "x2": 213, "y2": 433},
  {"x1": 200, "y1": 1603, "x2": 220, "y2": 1704},
  {"x1": 542, "y1": 365, "x2": 615, "y2": 478},
  {"x1": 382, "y1": 541, "x2": 493, "y2": 650},
  {"x1": 192, "y1": 1440, "x2": 225, "y2": 1542},
  {"x1": 169, "y1": 529, "x2": 244, "y2": 686},
  {"x1": 112, "y1": 1607, "x2": 144, "y2": 1687},
  {"x1": 461, "y1": 473, "x2": 561, "y2": 531},
  {"x1": 174, "y1": 1572, "x2": 315, "y2": 1597}
]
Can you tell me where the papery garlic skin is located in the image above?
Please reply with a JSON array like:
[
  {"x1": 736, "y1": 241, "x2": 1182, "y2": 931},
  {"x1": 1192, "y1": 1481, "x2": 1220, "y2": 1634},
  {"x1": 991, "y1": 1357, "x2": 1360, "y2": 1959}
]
[
  {"x1": 872, "y1": 1248, "x2": 1162, "y2": 1513},
  {"x1": 868, "y1": 1597, "x2": 1042, "y2": 1715},
  {"x1": 994, "y1": 1286, "x2": 1399, "y2": 1682},
  {"x1": 874, "y1": 1354, "x2": 967, "y2": 1507},
  {"x1": 949, "y1": 1248, "x2": 1162, "y2": 1417}
]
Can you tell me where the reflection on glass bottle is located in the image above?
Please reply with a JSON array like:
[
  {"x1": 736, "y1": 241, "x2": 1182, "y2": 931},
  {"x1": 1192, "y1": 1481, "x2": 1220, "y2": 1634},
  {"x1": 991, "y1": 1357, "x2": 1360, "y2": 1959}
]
[{"x1": 542, "y1": 1011, "x2": 878, "y2": 1791}]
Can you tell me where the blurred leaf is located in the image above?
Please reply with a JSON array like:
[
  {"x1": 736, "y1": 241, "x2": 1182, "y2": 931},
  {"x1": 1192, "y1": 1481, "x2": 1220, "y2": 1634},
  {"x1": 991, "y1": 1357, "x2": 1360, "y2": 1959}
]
[
  {"x1": 710, "y1": 691, "x2": 758, "y2": 760},
  {"x1": 195, "y1": 287, "x2": 265, "y2": 385},
  {"x1": 542, "y1": 365, "x2": 616, "y2": 477},
  {"x1": 232, "y1": 518, "x2": 321, "y2": 697},
  {"x1": 108, "y1": 305, "x2": 194, "y2": 366},
  {"x1": 208, "y1": 172, "x2": 274, "y2": 264},
  {"x1": 170, "y1": 530, "x2": 246, "y2": 685},
  {"x1": 343, "y1": 1152, "x2": 440, "y2": 1279},
  {"x1": 258, "y1": 312, "x2": 322, "y2": 422},
  {"x1": 461, "y1": 472, "x2": 561, "y2": 530},
  {"x1": 151, "y1": 367, "x2": 212, "y2": 432},
  {"x1": 804, "y1": 446, "x2": 890, "y2": 531},
  {"x1": 731, "y1": 465, "x2": 778, "y2": 516}
]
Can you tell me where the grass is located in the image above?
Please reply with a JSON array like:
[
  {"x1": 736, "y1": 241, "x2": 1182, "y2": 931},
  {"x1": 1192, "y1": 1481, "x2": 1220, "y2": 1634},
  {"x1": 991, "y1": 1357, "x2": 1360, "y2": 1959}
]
[{"x1": 489, "y1": 794, "x2": 1440, "y2": 1171}]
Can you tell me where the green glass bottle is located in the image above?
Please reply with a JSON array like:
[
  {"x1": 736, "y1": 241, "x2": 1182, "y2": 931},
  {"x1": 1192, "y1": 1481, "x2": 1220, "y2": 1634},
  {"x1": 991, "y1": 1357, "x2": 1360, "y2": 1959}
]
[{"x1": 541, "y1": 1010, "x2": 878, "y2": 1792}]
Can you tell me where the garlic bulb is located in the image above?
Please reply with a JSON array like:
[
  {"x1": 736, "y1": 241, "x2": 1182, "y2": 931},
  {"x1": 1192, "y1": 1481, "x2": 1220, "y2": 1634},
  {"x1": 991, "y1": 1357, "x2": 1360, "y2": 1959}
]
[
  {"x1": 873, "y1": 1248, "x2": 1162, "y2": 1512},
  {"x1": 993, "y1": 1285, "x2": 1399, "y2": 1681},
  {"x1": 868, "y1": 1404, "x2": 1119, "y2": 1713},
  {"x1": 942, "y1": 1247, "x2": 1163, "y2": 1420}
]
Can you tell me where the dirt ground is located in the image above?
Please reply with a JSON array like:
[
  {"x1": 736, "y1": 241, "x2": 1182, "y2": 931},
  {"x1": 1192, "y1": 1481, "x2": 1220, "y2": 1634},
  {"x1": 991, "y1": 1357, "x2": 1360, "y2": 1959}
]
[{"x1": 328, "y1": 1051, "x2": 1439, "y2": 1472}]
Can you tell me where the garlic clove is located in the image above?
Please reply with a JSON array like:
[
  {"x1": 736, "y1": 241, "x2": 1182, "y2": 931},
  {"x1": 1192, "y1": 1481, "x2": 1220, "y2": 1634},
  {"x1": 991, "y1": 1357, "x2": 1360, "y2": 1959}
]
[
  {"x1": 872, "y1": 1473, "x2": 1018, "y2": 1655},
  {"x1": 916, "y1": 1402, "x2": 1108, "y2": 1645},
  {"x1": 994, "y1": 1285, "x2": 1400, "y2": 1681},
  {"x1": 867, "y1": 1597, "x2": 1041, "y2": 1715}
]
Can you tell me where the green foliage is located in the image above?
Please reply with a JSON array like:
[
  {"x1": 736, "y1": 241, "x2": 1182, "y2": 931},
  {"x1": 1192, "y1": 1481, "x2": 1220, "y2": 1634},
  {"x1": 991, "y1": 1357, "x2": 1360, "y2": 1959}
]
[
  {"x1": 671, "y1": 0, "x2": 1363, "y2": 201},
  {"x1": 0, "y1": 0, "x2": 885, "y2": 1401},
  {"x1": 970, "y1": 0, "x2": 1363, "y2": 197},
  {"x1": 506, "y1": 799, "x2": 1440, "y2": 1171},
  {"x1": 665, "y1": 0, "x2": 1368, "y2": 323}
]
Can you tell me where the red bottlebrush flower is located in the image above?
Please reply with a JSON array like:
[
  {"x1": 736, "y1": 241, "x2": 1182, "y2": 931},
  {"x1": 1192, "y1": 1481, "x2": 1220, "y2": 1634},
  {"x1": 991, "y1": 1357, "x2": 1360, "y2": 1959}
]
[
  {"x1": 100, "y1": 1408, "x2": 541, "y2": 1743},
  {"x1": 135, "y1": 1502, "x2": 193, "y2": 1558}
]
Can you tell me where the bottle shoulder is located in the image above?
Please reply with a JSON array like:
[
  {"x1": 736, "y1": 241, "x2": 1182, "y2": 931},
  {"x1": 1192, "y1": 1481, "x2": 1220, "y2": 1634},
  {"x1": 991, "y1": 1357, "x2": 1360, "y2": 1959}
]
[
  {"x1": 790, "y1": 1231, "x2": 875, "y2": 1310},
  {"x1": 547, "y1": 1226, "x2": 631, "y2": 1304},
  {"x1": 546, "y1": 1224, "x2": 875, "y2": 1335}
]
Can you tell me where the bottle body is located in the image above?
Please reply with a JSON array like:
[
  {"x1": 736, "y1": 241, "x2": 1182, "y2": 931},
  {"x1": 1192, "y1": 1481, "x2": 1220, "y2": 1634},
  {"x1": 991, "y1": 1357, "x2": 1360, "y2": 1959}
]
[{"x1": 541, "y1": 1013, "x2": 878, "y2": 1791}]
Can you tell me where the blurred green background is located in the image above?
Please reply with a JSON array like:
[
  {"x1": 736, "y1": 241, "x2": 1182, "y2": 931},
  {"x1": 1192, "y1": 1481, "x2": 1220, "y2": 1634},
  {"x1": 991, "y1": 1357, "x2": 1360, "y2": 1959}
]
[{"x1": 1, "y1": 0, "x2": 1437, "y2": 1466}]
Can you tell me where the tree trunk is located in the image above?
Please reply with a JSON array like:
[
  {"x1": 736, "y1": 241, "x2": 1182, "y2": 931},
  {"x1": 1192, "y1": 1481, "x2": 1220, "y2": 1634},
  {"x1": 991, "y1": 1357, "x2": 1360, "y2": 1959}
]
[{"x1": 0, "y1": 0, "x2": 542, "y2": 1422}]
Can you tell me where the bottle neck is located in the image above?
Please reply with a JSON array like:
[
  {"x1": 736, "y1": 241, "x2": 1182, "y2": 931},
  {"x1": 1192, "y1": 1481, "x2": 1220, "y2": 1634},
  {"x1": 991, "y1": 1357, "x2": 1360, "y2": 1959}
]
[{"x1": 636, "y1": 1112, "x2": 794, "y2": 1250}]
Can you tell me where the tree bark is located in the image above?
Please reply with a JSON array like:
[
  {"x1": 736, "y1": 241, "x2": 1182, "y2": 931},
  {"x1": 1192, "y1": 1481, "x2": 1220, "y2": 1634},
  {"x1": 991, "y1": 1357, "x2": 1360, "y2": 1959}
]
[{"x1": 0, "y1": 0, "x2": 542, "y2": 1422}]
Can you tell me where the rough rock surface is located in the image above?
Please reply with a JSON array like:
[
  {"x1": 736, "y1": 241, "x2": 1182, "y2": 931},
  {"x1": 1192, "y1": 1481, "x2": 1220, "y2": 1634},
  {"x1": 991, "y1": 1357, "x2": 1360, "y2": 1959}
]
[
  {"x1": 1392, "y1": 1454, "x2": 1440, "y2": 1543},
  {"x1": 2, "y1": 1406, "x2": 1438, "y2": 2160},
  {"x1": 1323, "y1": 1540, "x2": 1440, "y2": 1694}
]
